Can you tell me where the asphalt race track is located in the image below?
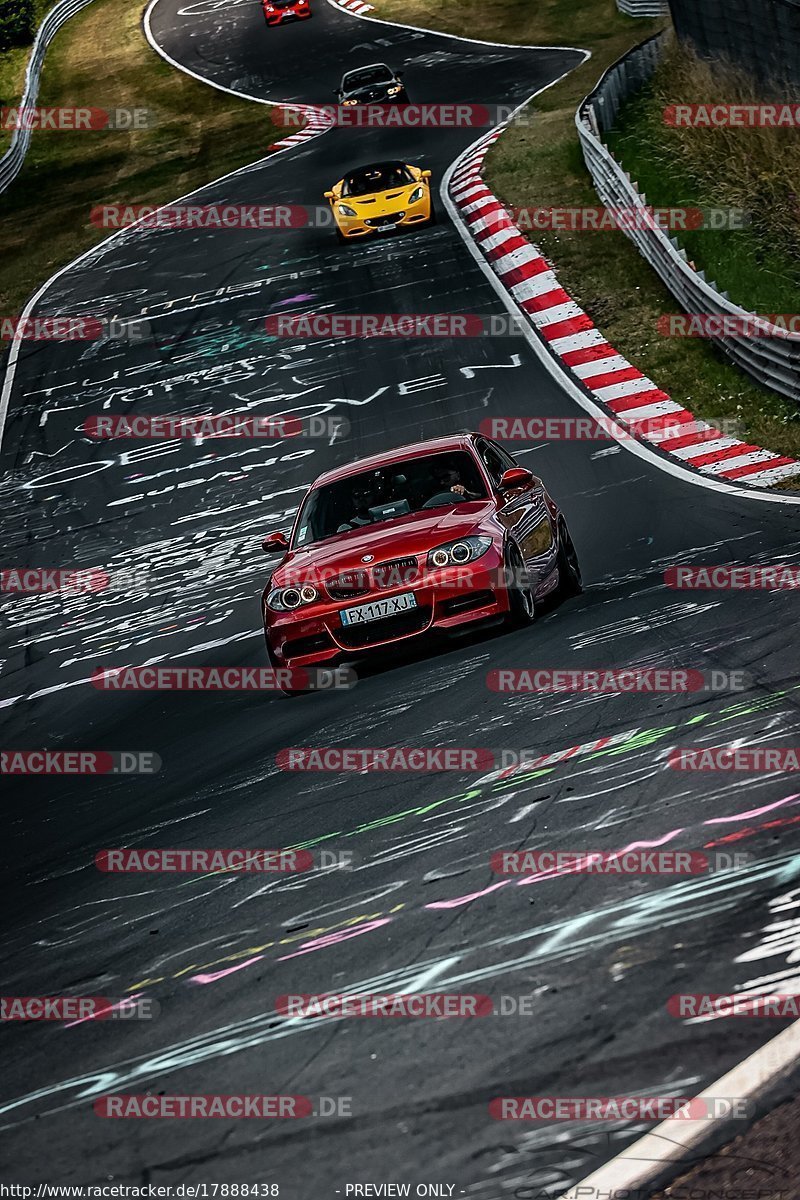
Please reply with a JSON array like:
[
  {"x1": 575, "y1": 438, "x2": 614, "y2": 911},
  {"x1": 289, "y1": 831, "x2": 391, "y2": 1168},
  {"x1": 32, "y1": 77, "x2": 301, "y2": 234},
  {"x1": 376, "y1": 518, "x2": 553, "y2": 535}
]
[{"x1": 2, "y1": 1, "x2": 800, "y2": 1194}]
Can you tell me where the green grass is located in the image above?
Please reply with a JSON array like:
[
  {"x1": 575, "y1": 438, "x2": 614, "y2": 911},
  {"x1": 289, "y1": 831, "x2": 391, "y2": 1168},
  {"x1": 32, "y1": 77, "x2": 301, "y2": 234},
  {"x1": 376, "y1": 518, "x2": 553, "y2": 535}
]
[
  {"x1": 367, "y1": 0, "x2": 800, "y2": 484},
  {"x1": 606, "y1": 45, "x2": 800, "y2": 313},
  {"x1": 0, "y1": 0, "x2": 291, "y2": 315},
  {"x1": 0, "y1": 0, "x2": 54, "y2": 154}
]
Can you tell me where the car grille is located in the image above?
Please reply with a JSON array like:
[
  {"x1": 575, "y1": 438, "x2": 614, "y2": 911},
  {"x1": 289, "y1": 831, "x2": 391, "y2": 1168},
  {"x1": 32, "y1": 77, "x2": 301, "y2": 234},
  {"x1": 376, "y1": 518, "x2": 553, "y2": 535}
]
[
  {"x1": 327, "y1": 557, "x2": 419, "y2": 599},
  {"x1": 327, "y1": 570, "x2": 371, "y2": 601},
  {"x1": 335, "y1": 605, "x2": 430, "y2": 650},
  {"x1": 365, "y1": 213, "x2": 404, "y2": 228},
  {"x1": 372, "y1": 557, "x2": 419, "y2": 589}
]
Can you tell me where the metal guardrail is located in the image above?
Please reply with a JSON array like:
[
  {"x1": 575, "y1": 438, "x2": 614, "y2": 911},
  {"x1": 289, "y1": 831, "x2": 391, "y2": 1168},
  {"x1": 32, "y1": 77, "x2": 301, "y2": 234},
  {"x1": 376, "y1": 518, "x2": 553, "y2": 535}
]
[
  {"x1": 0, "y1": 0, "x2": 97, "y2": 195},
  {"x1": 576, "y1": 34, "x2": 800, "y2": 404},
  {"x1": 616, "y1": 0, "x2": 667, "y2": 16}
]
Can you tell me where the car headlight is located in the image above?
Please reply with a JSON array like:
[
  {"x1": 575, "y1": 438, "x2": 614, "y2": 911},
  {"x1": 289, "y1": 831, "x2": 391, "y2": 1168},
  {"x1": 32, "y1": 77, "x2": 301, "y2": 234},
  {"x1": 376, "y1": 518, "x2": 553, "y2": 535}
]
[
  {"x1": 342, "y1": 98, "x2": 358, "y2": 106},
  {"x1": 387, "y1": 85, "x2": 403, "y2": 95},
  {"x1": 408, "y1": 185, "x2": 425, "y2": 203},
  {"x1": 338, "y1": 203, "x2": 357, "y2": 217},
  {"x1": 427, "y1": 536, "x2": 493, "y2": 569},
  {"x1": 267, "y1": 584, "x2": 318, "y2": 612}
]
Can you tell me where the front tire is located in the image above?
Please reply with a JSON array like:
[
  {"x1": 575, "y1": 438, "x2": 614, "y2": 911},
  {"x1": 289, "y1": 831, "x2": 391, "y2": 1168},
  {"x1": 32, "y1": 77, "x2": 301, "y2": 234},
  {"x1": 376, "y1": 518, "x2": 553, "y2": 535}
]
[{"x1": 505, "y1": 543, "x2": 536, "y2": 627}]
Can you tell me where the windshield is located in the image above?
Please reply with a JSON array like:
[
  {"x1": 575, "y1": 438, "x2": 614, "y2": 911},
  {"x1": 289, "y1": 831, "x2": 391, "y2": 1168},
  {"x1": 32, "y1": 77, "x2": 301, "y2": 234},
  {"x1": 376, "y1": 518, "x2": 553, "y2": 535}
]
[
  {"x1": 293, "y1": 451, "x2": 488, "y2": 548},
  {"x1": 343, "y1": 66, "x2": 394, "y2": 89},
  {"x1": 341, "y1": 163, "x2": 415, "y2": 197},
  {"x1": 271, "y1": 0, "x2": 298, "y2": 7}
]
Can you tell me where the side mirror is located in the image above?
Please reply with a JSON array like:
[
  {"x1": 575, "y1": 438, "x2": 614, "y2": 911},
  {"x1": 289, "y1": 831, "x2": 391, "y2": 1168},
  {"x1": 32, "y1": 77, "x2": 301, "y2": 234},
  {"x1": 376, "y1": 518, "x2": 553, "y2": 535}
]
[
  {"x1": 498, "y1": 467, "x2": 534, "y2": 492},
  {"x1": 324, "y1": 190, "x2": 334, "y2": 200},
  {"x1": 421, "y1": 169, "x2": 432, "y2": 179},
  {"x1": 262, "y1": 531, "x2": 289, "y2": 554}
]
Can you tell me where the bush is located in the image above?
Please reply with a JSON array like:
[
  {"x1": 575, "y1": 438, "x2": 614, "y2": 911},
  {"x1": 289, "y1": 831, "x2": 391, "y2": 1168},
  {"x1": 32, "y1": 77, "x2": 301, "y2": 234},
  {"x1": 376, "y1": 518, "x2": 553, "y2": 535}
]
[{"x1": 0, "y1": 0, "x2": 35, "y2": 52}]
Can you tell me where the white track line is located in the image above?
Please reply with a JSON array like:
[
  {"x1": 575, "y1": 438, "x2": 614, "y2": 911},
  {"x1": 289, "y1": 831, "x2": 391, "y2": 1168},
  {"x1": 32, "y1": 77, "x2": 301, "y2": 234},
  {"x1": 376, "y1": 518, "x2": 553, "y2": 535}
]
[{"x1": 560, "y1": 1018, "x2": 800, "y2": 1198}]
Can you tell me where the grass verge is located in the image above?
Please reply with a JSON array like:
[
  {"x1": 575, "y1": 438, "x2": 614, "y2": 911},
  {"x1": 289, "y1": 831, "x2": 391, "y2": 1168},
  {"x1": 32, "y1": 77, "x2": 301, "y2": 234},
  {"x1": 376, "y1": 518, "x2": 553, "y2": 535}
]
[
  {"x1": 369, "y1": 0, "x2": 800, "y2": 483},
  {"x1": 606, "y1": 41, "x2": 800, "y2": 312},
  {"x1": 0, "y1": 0, "x2": 288, "y2": 316},
  {"x1": 0, "y1": 0, "x2": 49, "y2": 155}
]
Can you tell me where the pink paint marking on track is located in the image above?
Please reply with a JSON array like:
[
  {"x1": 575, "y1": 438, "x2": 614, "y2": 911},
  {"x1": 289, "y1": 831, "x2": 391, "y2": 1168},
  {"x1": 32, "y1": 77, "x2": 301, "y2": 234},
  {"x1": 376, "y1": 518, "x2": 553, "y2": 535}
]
[
  {"x1": 190, "y1": 955, "x2": 265, "y2": 985},
  {"x1": 276, "y1": 918, "x2": 392, "y2": 961},
  {"x1": 703, "y1": 793, "x2": 800, "y2": 824}
]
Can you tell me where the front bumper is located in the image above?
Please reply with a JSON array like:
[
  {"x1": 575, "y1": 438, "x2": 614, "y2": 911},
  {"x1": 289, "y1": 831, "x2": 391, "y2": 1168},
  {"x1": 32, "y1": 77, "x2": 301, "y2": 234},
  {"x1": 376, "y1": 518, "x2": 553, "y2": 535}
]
[
  {"x1": 332, "y1": 192, "x2": 431, "y2": 238},
  {"x1": 264, "y1": 547, "x2": 509, "y2": 667},
  {"x1": 264, "y1": 8, "x2": 310, "y2": 22}
]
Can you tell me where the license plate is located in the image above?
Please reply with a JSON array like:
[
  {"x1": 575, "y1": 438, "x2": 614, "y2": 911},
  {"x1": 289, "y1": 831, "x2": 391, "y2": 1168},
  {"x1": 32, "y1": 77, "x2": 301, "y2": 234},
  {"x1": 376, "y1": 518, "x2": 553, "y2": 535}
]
[
  {"x1": 340, "y1": 591, "x2": 417, "y2": 626},
  {"x1": 377, "y1": 223, "x2": 397, "y2": 232}
]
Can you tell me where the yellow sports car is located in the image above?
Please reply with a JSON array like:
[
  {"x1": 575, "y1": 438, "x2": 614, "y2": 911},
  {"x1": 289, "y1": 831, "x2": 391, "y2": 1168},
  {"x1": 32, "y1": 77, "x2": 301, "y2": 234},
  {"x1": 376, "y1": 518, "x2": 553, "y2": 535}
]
[{"x1": 324, "y1": 160, "x2": 435, "y2": 242}]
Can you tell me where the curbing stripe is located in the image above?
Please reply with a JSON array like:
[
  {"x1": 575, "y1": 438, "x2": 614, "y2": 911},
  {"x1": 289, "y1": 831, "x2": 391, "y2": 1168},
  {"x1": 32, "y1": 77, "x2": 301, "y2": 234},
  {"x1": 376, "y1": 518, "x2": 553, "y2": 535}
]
[{"x1": 447, "y1": 131, "x2": 800, "y2": 489}]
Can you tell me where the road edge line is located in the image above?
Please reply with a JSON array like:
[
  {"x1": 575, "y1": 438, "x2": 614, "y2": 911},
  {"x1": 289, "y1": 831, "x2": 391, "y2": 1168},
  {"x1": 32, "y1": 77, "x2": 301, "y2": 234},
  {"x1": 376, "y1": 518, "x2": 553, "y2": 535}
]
[{"x1": 559, "y1": 1017, "x2": 800, "y2": 1198}]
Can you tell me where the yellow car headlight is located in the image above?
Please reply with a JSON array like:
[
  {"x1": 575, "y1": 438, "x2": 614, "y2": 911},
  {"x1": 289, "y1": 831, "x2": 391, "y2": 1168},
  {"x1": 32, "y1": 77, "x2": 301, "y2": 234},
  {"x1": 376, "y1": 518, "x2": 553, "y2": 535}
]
[
  {"x1": 338, "y1": 203, "x2": 357, "y2": 217},
  {"x1": 408, "y1": 186, "x2": 425, "y2": 204},
  {"x1": 342, "y1": 98, "x2": 358, "y2": 106},
  {"x1": 387, "y1": 85, "x2": 402, "y2": 96}
]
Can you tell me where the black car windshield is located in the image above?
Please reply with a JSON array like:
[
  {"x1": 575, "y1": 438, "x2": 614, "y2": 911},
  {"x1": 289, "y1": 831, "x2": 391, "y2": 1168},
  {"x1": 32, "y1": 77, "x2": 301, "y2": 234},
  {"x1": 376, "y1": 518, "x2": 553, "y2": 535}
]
[
  {"x1": 343, "y1": 66, "x2": 394, "y2": 89},
  {"x1": 293, "y1": 451, "x2": 488, "y2": 547},
  {"x1": 271, "y1": 0, "x2": 298, "y2": 7},
  {"x1": 341, "y1": 163, "x2": 415, "y2": 197}
]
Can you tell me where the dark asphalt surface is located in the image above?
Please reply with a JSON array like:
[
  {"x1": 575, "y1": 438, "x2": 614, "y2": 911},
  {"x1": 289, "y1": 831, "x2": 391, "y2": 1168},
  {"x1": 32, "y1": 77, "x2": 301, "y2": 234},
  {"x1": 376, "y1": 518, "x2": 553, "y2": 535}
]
[{"x1": 2, "y1": 1, "x2": 800, "y2": 1195}]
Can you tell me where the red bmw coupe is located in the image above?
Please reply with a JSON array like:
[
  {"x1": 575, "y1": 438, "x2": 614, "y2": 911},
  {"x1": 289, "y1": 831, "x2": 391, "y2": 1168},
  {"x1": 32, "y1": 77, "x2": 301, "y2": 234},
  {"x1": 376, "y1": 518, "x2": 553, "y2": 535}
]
[
  {"x1": 263, "y1": 0, "x2": 311, "y2": 25},
  {"x1": 260, "y1": 432, "x2": 581, "y2": 675}
]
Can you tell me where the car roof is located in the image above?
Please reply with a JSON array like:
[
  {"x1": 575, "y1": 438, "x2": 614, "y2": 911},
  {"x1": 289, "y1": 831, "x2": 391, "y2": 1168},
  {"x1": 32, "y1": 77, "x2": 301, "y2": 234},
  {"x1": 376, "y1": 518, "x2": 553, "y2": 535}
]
[
  {"x1": 343, "y1": 63, "x2": 392, "y2": 77},
  {"x1": 313, "y1": 433, "x2": 478, "y2": 487}
]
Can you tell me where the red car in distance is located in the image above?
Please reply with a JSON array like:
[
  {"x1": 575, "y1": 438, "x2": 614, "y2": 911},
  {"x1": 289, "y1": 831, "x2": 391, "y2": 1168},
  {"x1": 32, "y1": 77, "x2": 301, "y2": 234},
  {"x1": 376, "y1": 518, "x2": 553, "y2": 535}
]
[
  {"x1": 260, "y1": 432, "x2": 581, "y2": 677},
  {"x1": 263, "y1": 0, "x2": 310, "y2": 25}
]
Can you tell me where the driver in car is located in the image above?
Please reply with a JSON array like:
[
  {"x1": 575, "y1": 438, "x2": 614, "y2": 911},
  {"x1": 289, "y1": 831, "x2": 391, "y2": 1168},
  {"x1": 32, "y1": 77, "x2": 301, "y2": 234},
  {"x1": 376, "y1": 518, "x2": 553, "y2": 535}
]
[
  {"x1": 337, "y1": 482, "x2": 377, "y2": 533},
  {"x1": 431, "y1": 460, "x2": 481, "y2": 501}
]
